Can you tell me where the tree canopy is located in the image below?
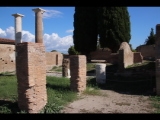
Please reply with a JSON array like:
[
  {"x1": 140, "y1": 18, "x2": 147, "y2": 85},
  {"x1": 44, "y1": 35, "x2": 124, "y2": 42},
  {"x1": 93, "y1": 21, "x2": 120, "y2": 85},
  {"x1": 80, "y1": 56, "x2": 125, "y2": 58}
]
[
  {"x1": 73, "y1": 7, "x2": 131, "y2": 55},
  {"x1": 144, "y1": 28, "x2": 155, "y2": 45},
  {"x1": 73, "y1": 7, "x2": 98, "y2": 57},
  {"x1": 98, "y1": 7, "x2": 131, "y2": 53}
]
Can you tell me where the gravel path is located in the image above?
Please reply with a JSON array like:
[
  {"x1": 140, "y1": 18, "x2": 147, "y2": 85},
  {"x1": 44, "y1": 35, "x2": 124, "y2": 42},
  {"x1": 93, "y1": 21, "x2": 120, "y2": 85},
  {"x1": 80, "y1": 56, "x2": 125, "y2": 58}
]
[
  {"x1": 61, "y1": 90, "x2": 155, "y2": 113},
  {"x1": 46, "y1": 71, "x2": 156, "y2": 113}
]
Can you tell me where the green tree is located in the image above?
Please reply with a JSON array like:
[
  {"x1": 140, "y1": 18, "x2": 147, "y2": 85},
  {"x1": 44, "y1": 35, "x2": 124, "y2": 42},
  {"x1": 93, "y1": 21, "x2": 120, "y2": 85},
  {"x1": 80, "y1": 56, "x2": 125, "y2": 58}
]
[
  {"x1": 98, "y1": 7, "x2": 131, "y2": 53},
  {"x1": 144, "y1": 28, "x2": 155, "y2": 45},
  {"x1": 68, "y1": 46, "x2": 80, "y2": 55},
  {"x1": 51, "y1": 50, "x2": 57, "y2": 52},
  {"x1": 73, "y1": 7, "x2": 98, "y2": 61}
]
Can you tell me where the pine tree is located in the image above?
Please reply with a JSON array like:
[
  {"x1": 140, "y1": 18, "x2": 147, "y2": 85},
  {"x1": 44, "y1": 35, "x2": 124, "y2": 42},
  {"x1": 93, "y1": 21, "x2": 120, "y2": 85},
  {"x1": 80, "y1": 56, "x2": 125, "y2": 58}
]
[{"x1": 144, "y1": 28, "x2": 155, "y2": 45}]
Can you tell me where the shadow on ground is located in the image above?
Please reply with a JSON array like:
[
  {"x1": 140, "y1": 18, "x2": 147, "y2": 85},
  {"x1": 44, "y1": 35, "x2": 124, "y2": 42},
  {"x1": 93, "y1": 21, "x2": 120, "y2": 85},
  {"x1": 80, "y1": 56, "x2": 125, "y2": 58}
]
[
  {"x1": 87, "y1": 77, "x2": 156, "y2": 96},
  {"x1": 87, "y1": 61, "x2": 156, "y2": 96},
  {"x1": 46, "y1": 83, "x2": 70, "y2": 91},
  {"x1": 0, "y1": 100, "x2": 20, "y2": 113}
]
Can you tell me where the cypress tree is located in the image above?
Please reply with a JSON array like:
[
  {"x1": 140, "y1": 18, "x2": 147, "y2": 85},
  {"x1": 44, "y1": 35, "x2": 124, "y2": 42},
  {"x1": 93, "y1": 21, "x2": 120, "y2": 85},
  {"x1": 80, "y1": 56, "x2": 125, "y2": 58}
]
[
  {"x1": 144, "y1": 28, "x2": 155, "y2": 45},
  {"x1": 98, "y1": 7, "x2": 131, "y2": 53},
  {"x1": 73, "y1": 7, "x2": 98, "y2": 61}
]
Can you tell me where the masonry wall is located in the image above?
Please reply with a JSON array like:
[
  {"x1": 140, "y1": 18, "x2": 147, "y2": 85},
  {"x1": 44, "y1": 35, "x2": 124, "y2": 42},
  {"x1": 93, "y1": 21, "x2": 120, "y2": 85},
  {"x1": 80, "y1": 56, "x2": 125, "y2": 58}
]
[
  {"x1": 45, "y1": 52, "x2": 63, "y2": 71},
  {"x1": 136, "y1": 45, "x2": 155, "y2": 59},
  {"x1": 0, "y1": 44, "x2": 15, "y2": 73},
  {"x1": 0, "y1": 43, "x2": 63, "y2": 73},
  {"x1": 16, "y1": 42, "x2": 47, "y2": 113},
  {"x1": 90, "y1": 49, "x2": 111, "y2": 60},
  {"x1": 133, "y1": 52, "x2": 143, "y2": 63}
]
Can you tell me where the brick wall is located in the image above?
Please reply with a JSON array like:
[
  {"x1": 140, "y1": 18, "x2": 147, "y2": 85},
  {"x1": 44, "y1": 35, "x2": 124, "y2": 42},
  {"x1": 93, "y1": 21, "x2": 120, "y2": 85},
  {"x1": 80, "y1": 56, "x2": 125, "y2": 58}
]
[
  {"x1": 0, "y1": 44, "x2": 15, "y2": 73},
  {"x1": 90, "y1": 49, "x2": 111, "y2": 60},
  {"x1": 45, "y1": 52, "x2": 63, "y2": 71},
  {"x1": 133, "y1": 52, "x2": 143, "y2": 63},
  {"x1": 0, "y1": 43, "x2": 63, "y2": 73},
  {"x1": 16, "y1": 42, "x2": 47, "y2": 113},
  {"x1": 136, "y1": 45, "x2": 155, "y2": 59}
]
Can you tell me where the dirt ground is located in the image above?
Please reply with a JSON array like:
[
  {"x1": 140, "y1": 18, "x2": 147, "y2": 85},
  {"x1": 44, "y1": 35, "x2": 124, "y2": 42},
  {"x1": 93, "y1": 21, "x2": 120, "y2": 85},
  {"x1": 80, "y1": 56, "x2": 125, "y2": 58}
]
[
  {"x1": 60, "y1": 90, "x2": 156, "y2": 113},
  {"x1": 46, "y1": 62, "x2": 156, "y2": 114}
]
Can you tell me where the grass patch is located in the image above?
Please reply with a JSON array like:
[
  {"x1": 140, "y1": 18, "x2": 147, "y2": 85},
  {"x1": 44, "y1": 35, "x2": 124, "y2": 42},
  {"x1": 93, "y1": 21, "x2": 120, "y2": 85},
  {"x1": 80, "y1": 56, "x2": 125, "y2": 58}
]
[
  {"x1": 0, "y1": 71, "x2": 15, "y2": 76},
  {"x1": 149, "y1": 96, "x2": 160, "y2": 113},
  {"x1": 0, "y1": 75, "x2": 78, "y2": 113},
  {"x1": 126, "y1": 61, "x2": 155, "y2": 70},
  {"x1": 83, "y1": 77, "x2": 101, "y2": 96},
  {"x1": 87, "y1": 63, "x2": 96, "y2": 72},
  {"x1": 115, "y1": 102, "x2": 131, "y2": 106},
  {"x1": 50, "y1": 66, "x2": 62, "y2": 72}
]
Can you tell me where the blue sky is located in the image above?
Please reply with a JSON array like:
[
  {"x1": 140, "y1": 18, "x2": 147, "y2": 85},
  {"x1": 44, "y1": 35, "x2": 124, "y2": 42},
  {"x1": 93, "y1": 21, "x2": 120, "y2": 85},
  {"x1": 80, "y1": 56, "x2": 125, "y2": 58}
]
[{"x1": 0, "y1": 7, "x2": 159, "y2": 54}]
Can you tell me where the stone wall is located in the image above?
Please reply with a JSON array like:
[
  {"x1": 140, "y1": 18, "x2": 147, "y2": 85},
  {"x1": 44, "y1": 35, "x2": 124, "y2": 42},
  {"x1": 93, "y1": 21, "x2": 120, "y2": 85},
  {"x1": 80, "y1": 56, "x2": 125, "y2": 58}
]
[
  {"x1": 155, "y1": 24, "x2": 160, "y2": 95},
  {"x1": 45, "y1": 52, "x2": 63, "y2": 71},
  {"x1": 133, "y1": 52, "x2": 143, "y2": 63},
  {"x1": 16, "y1": 42, "x2": 47, "y2": 113},
  {"x1": 0, "y1": 44, "x2": 15, "y2": 73},
  {"x1": 108, "y1": 53, "x2": 119, "y2": 64},
  {"x1": 90, "y1": 49, "x2": 111, "y2": 60},
  {"x1": 0, "y1": 43, "x2": 63, "y2": 73},
  {"x1": 118, "y1": 42, "x2": 134, "y2": 71},
  {"x1": 136, "y1": 44, "x2": 155, "y2": 60}
]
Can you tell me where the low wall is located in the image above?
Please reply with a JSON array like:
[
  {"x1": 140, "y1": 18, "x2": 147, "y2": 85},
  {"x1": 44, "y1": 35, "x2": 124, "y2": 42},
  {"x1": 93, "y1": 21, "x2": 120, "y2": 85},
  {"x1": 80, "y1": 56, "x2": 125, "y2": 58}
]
[
  {"x1": 136, "y1": 45, "x2": 155, "y2": 60},
  {"x1": 134, "y1": 52, "x2": 143, "y2": 63},
  {"x1": 0, "y1": 43, "x2": 63, "y2": 73},
  {"x1": 90, "y1": 49, "x2": 111, "y2": 60},
  {"x1": 45, "y1": 52, "x2": 63, "y2": 71}
]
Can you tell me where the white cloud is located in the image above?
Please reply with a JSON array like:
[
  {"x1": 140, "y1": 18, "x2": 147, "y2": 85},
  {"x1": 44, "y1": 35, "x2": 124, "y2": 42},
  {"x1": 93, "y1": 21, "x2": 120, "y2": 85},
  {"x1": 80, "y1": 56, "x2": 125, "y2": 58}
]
[
  {"x1": 0, "y1": 27, "x2": 73, "y2": 54},
  {"x1": 44, "y1": 33, "x2": 73, "y2": 53},
  {"x1": 43, "y1": 9, "x2": 63, "y2": 19},
  {"x1": 66, "y1": 29, "x2": 73, "y2": 33},
  {"x1": 0, "y1": 26, "x2": 15, "y2": 39}
]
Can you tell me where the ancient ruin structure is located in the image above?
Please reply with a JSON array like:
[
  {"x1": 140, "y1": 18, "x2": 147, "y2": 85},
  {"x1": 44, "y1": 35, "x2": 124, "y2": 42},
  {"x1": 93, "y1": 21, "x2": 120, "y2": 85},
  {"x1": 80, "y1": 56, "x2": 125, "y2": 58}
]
[
  {"x1": 95, "y1": 63, "x2": 106, "y2": 84},
  {"x1": 62, "y1": 58, "x2": 70, "y2": 78},
  {"x1": 13, "y1": 8, "x2": 47, "y2": 113},
  {"x1": 32, "y1": 8, "x2": 45, "y2": 43},
  {"x1": 118, "y1": 42, "x2": 134, "y2": 71},
  {"x1": 0, "y1": 38, "x2": 15, "y2": 73},
  {"x1": 70, "y1": 55, "x2": 86, "y2": 93},
  {"x1": 136, "y1": 44, "x2": 155, "y2": 60},
  {"x1": 155, "y1": 24, "x2": 160, "y2": 95},
  {"x1": 12, "y1": 13, "x2": 24, "y2": 45}
]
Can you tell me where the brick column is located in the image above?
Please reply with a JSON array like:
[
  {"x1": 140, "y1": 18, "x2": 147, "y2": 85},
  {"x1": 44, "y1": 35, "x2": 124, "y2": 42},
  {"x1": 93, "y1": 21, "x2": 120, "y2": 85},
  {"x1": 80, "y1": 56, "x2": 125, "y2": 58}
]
[
  {"x1": 62, "y1": 58, "x2": 70, "y2": 77},
  {"x1": 12, "y1": 13, "x2": 24, "y2": 45},
  {"x1": 70, "y1": 55, "x2": 86, "y2": 93},
  {"x1": 16, "y1": 42, "x2": 47, "y2": 113},
  {"x1": 32, "y1": 8, "x2": 45, "y2": 43},
  {"x1": 155, "y1": 24, "x2": 160, "y2": 95}
]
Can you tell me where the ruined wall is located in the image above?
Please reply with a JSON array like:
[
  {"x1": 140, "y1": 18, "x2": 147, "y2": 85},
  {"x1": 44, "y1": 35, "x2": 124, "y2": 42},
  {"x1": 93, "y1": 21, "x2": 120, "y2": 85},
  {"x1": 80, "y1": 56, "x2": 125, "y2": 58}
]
[
  {"x1": 136, "y1": 45, "x2": 155, "y2": 59},
  {"x1": 16, "y1": 42, "x2": 47, "y2": 113},
  {"x1": 0, "y1": 44, "x2": 16, "y2": 73},
  {"x1": 156, "y1": 24, "x2": 160, "y2": 95},
  {"x1": 45, "y1": 52, "x2": 63, "y2": 71},
  {"x1": 108, "y1": 53, "x2": 119, "y2": 64},
  {"x1": 90, "y1": 49, "x2": 111, "y2": 60},
  {"x1": 133, "y1": 52, "x2": 143, "y2": 63},
  {"x1": 118, "y1": 42, "x2": 134, "y2": 71},
  {"x1": 0, "y1": 44, "x2": 63, "y2": 73}
]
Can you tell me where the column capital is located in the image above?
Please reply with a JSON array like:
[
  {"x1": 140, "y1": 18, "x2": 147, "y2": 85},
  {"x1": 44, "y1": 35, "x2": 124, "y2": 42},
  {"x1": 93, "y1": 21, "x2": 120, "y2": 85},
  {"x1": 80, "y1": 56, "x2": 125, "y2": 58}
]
[
  {"x1": 32, "y1": 8, "x2": 45, "y2": 14},
  {"x1": 12, "y1": 13, "x2": 24, "y2": 17}
]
